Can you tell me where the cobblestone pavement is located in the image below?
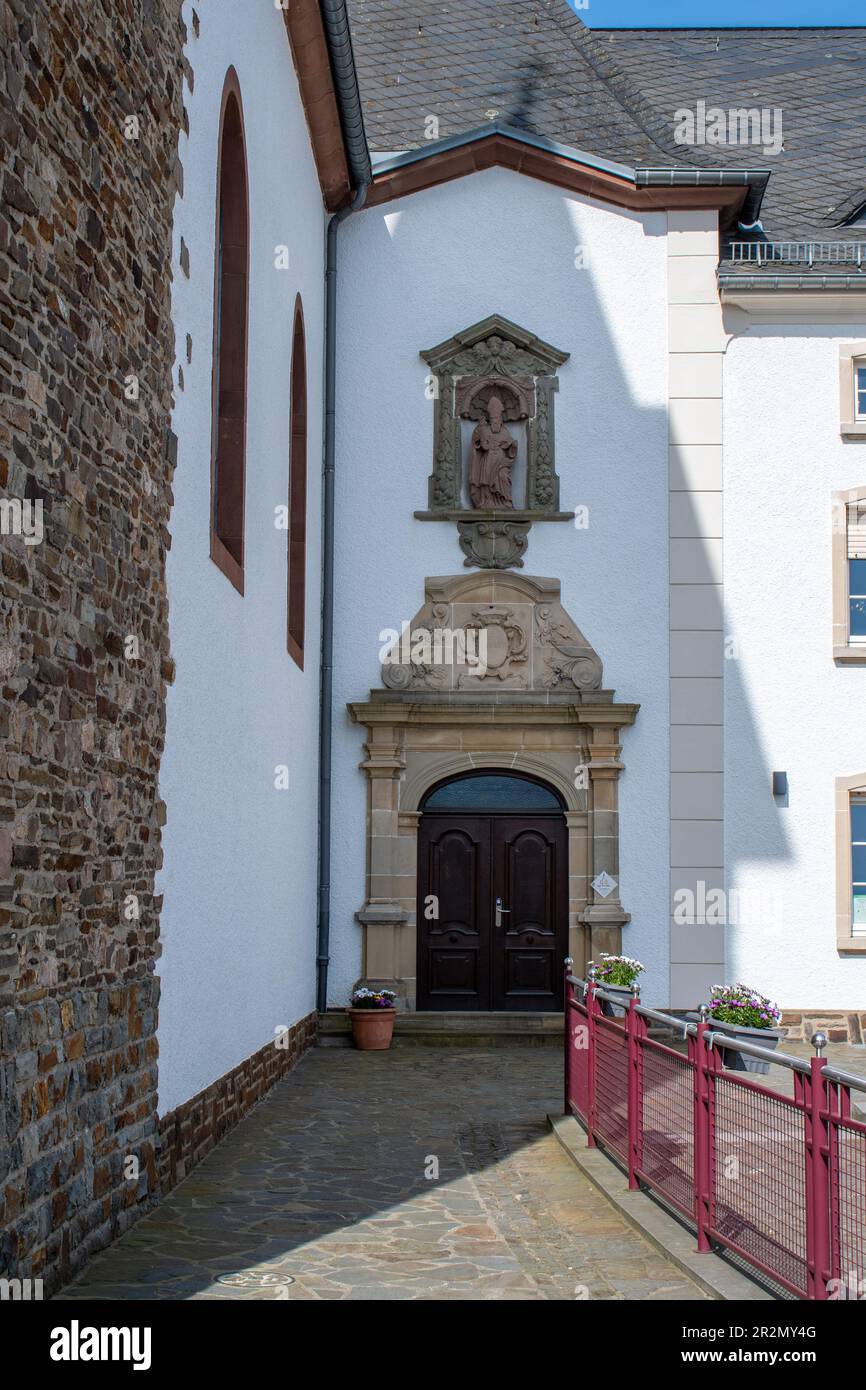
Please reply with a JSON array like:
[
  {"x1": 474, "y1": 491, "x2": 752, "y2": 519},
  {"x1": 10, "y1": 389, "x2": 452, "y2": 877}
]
[{"x1": 58, "y1": 1045, "x2": 707, "y2": 1302}]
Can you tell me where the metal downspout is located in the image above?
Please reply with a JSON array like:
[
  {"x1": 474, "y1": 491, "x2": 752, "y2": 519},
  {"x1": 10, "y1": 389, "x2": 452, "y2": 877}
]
[
  {"x1": 316, "y1": 178, "x2": 368, "y2": 1015},
  {"x1": 315, "y1": 0, "x2": 372, "y2": 1015}
]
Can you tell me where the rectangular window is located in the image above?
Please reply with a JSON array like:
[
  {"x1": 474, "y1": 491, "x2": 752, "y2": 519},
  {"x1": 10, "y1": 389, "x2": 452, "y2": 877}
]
[
  {"x1": 840, "y1": 343, "x2": 866, "y2": 437},
  {"x1": 852, "y1": 799, "x2": 866, "y2": 936},
  {"x1": 835, "y1": 491, "x2": 866, "y2": 660},
  {"x1": 837, "y1": 777, "x2": 866, "y2": 950},
  {"x1": 850, "y1": 557, "x2": 866, "y2": 643}
]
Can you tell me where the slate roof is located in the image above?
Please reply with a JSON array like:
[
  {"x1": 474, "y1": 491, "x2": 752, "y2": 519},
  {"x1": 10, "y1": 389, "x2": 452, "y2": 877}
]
[{"x1": 345, "y1": 0, "x2": 866, "y2": 246}]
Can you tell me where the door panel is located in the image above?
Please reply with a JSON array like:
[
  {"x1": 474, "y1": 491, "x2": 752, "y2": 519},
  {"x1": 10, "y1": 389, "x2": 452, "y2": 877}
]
[
  {"x1": 417, "y1": 817, "x2": 490, "y2": 1010},
  {"x1": 492, "y1": 817, "x2": 566, "y2": 1011},
  {"x1": 417, "y1": 807, "x2": 567, "y2": 1012}
]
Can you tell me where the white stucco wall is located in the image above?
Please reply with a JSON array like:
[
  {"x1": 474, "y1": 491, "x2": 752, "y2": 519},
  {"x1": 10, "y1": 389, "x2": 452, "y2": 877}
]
[
  {"x1": 157, "y1": 0, "x2": 325, "y2": 1113},
  {"x1": 330, "y1": 168, "x2": 671, "y2": 1007},
  {"x1": 725, "y1": 320, "x2": 866, "y2": 1008}
]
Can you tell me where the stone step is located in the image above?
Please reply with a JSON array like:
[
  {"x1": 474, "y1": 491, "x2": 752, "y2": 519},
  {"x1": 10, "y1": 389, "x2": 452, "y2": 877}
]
[{"x1": 317, "y1": 1010, "x2": 565, "y2": 1047}]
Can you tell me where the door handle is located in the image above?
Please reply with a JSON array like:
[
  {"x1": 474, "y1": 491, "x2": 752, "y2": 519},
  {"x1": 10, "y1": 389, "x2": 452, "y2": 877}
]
[{"x1": 495, "y1": 897, "x2": 510, "y2": 929}]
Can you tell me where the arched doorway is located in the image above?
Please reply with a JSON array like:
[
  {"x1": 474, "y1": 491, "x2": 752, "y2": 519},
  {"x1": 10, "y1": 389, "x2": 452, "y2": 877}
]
[{"x1": 417, "y1": 771, "x2": 568, "y2": 1011}]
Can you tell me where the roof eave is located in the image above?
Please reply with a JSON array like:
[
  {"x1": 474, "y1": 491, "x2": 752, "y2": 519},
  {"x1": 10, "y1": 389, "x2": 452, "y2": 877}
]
[
  {"x1": 365, "y1": 123, "x2": 768, "y2": 228},
  {"x1": 720, "y1": 271, "x2": 866, "y2": 294},
  {"x1": 281, "y1": 0, "x2": 372, "y2": 211}
]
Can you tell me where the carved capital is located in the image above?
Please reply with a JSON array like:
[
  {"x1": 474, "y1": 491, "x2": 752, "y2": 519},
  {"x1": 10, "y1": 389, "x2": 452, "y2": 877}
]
[{"x1": 360, "y1": 732, "x2": 405, "y2": 778}]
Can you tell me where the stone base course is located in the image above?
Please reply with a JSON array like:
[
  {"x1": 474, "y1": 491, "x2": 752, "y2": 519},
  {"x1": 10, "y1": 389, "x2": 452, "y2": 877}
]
[{"x1": 157, "y1": 1014, "x2": 317, "y2": 1195}]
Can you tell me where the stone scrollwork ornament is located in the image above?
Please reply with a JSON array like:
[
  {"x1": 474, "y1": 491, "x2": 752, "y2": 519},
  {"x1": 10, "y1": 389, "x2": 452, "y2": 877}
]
[
  {"x1": 377, "y1": 573, "x2": 604, "y2": 696},
  {"x1": 457, "y1": 519, "x2": 530, "y2": 569},
  {"x1": 536, "y1": 605, "x2": 603, "y2": 690},
  {"x1": 458, "y1": 608, "x2": 528, "y2": 688}
]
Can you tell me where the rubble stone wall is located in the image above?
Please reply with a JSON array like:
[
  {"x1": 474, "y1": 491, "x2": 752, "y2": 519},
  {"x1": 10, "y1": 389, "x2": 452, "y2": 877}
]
[{"x1": 0, "y1": 0, "x2": 184, "y2": 1292}]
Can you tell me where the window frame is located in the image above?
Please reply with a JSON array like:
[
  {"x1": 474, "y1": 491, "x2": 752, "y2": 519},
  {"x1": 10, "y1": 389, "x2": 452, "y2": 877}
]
[
  {"x1": 832, "y1": 485, "x2": 866, "y2": 663},
  {"x1": 850, "y1": 557, "x2": 866, "y2": 646},
  {"x1": 852, "y1": 796, "x2": 866, "y2": 935},
  {"x1": 209, "y1": 67, "x2": 250, "y2": 595},
  {"x1": 287, "y1": 295, "x2": 307, "y2": 668},
  {"x1": 839, "y1": 341, "x2": 866, "y2": 437},
  {"x1": 836, "y1": 776, "x2": 866, "y2": 951}
]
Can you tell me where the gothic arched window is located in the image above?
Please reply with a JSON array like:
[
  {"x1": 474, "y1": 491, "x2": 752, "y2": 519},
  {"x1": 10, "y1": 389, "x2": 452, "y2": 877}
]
[
  {"x1": 210, "y1": 69, "x2": 249, "y2": 593},
  {"x1": 287, "y1": 296, "x2": 307, "y2": 666}
]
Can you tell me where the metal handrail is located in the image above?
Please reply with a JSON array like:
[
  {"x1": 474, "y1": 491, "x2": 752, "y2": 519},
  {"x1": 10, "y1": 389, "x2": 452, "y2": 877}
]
[
  {"x1": 639, "y1": 1005, "x2": 696, "y2": 1036},
  {"x1": 727, "y1": 240, "x2": 866, "y2": 267},
  {"x1": 823, "y1": 1064, "x2": 866, "y2": 1096},
  {"x1": 704, "y1": 1029, "x2": 812, "y2": 1074},
  {"x1": 592, "y1": 985, "x2": 636, "y2": 1006},
  {"x1": 565, "y1": 967, "x2": 866, "y2": 1298},
  {"x1": 567, "y1": 976, "x2": 847, "y2": 1077}
]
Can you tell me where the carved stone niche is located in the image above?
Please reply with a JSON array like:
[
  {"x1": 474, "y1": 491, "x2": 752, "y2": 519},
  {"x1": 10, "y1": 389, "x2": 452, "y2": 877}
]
[
  {"x1": 416, "y1": 315, "x2": 573, "y2": 568},
  {"x1": 380, "y1": 572, "x2": 604, "y2": 695}
]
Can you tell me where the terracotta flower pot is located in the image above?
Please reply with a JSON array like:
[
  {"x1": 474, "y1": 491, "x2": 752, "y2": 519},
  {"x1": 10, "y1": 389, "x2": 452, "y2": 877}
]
[{"x1": 348, "y1": 1007, "x2": 396, "y2": 1051}]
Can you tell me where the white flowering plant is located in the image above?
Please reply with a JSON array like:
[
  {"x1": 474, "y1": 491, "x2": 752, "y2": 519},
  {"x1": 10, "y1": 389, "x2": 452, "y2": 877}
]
[
  {"x1": 350, "y1": 987, "x2": 397, "y2": 1010},
  {"x1": 591, "y1": 954, "x2": 644, "y2": 988}
]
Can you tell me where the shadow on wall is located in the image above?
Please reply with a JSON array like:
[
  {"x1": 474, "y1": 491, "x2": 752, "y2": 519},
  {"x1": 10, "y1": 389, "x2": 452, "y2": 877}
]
[{"x1": 331, "y1": 173, "x2": 792, "y2": 1011}]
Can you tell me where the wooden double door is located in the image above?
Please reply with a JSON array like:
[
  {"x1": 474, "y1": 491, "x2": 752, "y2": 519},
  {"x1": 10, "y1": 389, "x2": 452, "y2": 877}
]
[{"x1": 417, "y1": 798, "x2": 568, "y2": 1012}]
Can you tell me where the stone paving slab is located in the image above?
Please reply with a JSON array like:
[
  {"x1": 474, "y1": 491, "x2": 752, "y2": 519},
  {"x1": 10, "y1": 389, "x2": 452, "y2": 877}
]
[{"x1": 57, "y1": 1045, "x2": 708, "y2": 1302}]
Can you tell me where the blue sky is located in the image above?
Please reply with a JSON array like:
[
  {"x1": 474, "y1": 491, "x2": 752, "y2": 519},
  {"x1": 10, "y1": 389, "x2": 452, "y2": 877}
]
[{"x1": 568, "y1": 0, "x2": 863, "y2": 24}]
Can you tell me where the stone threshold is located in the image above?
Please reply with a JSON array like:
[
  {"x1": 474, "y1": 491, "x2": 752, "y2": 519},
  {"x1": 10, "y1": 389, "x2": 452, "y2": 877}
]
[
  {"x1": 549, "y1": 1114, "x2": 776, "y2": 1302},
  {"x1": 318, "y1": 1009, "x2": 565, "y2": 1046}
]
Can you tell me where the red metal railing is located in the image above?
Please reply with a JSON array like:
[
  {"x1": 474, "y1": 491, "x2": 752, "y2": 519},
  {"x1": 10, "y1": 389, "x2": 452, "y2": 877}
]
[{"x1": 564, "y1": 966, "x2": 866, "y2": 1300}]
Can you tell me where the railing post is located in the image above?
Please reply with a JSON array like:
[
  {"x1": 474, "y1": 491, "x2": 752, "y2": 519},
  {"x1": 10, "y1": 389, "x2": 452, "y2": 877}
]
[
  {"x1": 693, "y1": 1005, "x2": 713, "y2": 1253},
  {"x1": 826, "y1": 1069, "x2": 847, "y2": 1297},
  {"x1": 627, "y1": 985, "x2": 642, "y2": 1190},
  {"x1": 564, "y1": 957, "x2": 574, "y2": 1116},
  {"x1": 586, "y1": 963, "x2": 598, "y2": 1148},
  {"x1": 806, "y1": 1031, "x2": 832, "y2": 1300}
]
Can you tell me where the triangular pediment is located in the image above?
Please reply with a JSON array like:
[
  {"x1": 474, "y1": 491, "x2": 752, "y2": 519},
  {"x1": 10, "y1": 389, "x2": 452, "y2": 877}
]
[
  {"x1": 420, "y1": 316, "x2": 569, "y2": 376},
  {"x1": 379, "y1": 573, "x2": 603, "y2": 694}
]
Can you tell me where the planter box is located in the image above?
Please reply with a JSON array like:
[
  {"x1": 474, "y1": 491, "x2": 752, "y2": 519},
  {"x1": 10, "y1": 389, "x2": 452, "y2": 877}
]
[
  {"x1": 598, "y1": 984, "x2": 635, "y2": 1019},
  {"x1": 687, "y1": 1014, "x2": 783, "y2": 1074}
]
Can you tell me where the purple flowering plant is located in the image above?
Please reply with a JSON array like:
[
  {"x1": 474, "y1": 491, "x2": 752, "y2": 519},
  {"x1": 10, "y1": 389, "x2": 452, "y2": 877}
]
[
  {"x1": 707, "y1": 983, "x2": 781, "y2": 1030},
  {"x1": 350, "y1": 987, "x2": 396, "y2": 1010}
]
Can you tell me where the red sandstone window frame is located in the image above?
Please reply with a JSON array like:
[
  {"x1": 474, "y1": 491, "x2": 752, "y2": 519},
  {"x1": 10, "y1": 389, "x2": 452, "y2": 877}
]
[
  {"x1": 209, "y1": 68, "x2": 249, "y2": 595},
  {"x1": 287, "y1": 296, "x2": 307, "y2": 667}
]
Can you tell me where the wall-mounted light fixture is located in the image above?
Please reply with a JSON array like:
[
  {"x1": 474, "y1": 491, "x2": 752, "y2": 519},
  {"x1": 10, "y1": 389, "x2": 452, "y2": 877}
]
[{"x1": 772, "y1": 771, "x2": 788, "y2": 797}]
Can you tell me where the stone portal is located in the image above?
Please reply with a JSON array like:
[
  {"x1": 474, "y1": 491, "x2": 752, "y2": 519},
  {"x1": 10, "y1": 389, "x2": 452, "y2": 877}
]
[{"x1": 349, "y1": 572, "x2": 639, "y2": 1008}]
